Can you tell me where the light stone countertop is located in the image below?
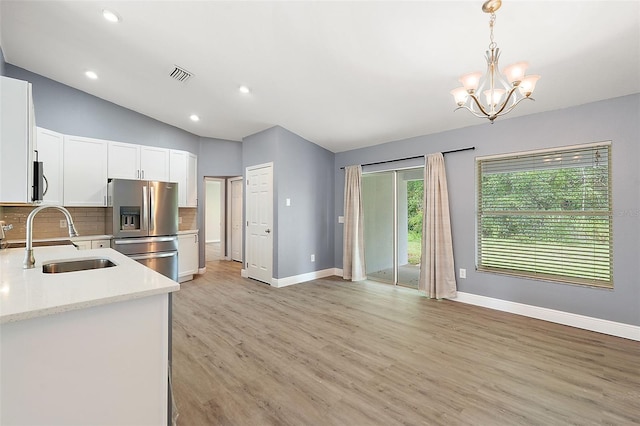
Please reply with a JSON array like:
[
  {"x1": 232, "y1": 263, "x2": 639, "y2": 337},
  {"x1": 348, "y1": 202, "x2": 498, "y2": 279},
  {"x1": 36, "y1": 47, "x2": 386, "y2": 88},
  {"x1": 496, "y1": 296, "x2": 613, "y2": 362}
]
[{"x1": 0, "y1": 245, "x2": 180, "y2": 324}]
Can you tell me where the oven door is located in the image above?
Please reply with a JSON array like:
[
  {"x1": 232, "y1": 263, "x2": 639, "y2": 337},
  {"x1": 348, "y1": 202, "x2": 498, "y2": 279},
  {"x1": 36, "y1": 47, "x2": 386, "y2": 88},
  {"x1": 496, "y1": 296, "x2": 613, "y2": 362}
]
[{"x1": 130, "y1": 251, "x2": 178, "y2": 282}]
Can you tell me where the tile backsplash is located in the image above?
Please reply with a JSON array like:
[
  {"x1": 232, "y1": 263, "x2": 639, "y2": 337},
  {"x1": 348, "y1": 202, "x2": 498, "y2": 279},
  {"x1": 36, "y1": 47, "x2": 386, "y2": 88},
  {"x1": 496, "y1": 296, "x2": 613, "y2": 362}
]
[
  {"x1": 1, "y1": 206, "x2": 199, "y2": 240},
  {"x1": 0, "y1": 206, "x2": 106, "y2": 240},
  {"x1": 178, "y1": 208, "x2": 197, "y2": 231}
]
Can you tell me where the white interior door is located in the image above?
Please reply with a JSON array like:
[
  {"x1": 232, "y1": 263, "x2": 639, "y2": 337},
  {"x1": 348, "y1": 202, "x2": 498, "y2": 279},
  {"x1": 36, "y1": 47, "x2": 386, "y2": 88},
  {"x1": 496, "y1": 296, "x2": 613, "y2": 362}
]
[
  {"x1": 230, "y1": 178, "x2": 243, "y2": 262},
  {"x1": 245, "y1": 164, "x2": 273, "y2": 284}
]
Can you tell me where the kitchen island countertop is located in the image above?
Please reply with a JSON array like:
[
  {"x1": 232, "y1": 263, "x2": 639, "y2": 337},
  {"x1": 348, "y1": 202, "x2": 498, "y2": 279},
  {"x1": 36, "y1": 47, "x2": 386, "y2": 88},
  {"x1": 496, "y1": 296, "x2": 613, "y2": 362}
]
[{"x1": 0, "y1": 245, "x2": 179, "y2": 324}]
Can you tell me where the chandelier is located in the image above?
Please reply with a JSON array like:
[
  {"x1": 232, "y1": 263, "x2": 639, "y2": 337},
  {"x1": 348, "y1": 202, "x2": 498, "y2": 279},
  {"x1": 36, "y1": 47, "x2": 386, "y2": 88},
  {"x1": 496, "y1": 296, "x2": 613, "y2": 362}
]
[{"x1": 450, "y1": 0, "x2": 540, "y2": 122}]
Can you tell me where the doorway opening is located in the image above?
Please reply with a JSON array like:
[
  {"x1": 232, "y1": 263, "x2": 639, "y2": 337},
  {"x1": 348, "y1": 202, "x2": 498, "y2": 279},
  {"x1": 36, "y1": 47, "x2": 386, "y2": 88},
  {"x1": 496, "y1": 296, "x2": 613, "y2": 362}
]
[
  {"x1": 204, "y1": 176, "x2": 243, "y2": 263},
  {"x1": 362, "y1": 167, "x2": 423, "y2": 288},
  {"x1": 205, "y1": 178, "x2": 224, "y2": 261}
]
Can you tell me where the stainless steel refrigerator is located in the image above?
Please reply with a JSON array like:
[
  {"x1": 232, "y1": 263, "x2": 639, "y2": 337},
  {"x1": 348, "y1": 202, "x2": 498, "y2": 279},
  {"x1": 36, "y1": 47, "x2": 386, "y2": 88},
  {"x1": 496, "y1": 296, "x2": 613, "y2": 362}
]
[{"x1": 107, "y1": 179, "x2": 179, "y2": 281}]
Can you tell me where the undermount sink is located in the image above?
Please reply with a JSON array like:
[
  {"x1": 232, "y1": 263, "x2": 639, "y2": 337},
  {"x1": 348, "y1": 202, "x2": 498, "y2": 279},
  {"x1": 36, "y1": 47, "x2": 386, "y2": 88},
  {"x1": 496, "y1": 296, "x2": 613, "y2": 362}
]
[{"x1": 42, "y1": 258, "x2": 116, "y2": 274}]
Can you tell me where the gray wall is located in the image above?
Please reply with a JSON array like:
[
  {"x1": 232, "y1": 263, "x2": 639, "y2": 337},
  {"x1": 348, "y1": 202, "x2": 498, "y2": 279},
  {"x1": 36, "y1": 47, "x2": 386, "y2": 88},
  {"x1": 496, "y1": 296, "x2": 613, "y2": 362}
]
[
  {"x1": 197, "y1": 137, "x2": 243, "y2": 265},
  {"x1": 242, "y1": 126, "x2": 335, "y2": 279},
  {"x1": 4, "y1": 64, "x2": 200, "y2": 153},
  {"x1": 335, "y1": 94, "x2": 640, "y2": 326},
  {"x1": 0, "y1": 47, "x2": 6, "y2": 76},
  {"x1": 276, "y1": 126, "x2": 334, "y2": 277},
  {"x1": 4, "y1": 63, "x2": 244, "y2": 269}
]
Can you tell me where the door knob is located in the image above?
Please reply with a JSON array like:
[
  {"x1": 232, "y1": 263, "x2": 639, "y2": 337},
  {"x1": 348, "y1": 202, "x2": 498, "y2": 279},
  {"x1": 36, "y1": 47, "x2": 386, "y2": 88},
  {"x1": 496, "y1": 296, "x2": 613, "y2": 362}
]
[{"x1": 265, "y1": 229, "x2": 271, "y2": 234}]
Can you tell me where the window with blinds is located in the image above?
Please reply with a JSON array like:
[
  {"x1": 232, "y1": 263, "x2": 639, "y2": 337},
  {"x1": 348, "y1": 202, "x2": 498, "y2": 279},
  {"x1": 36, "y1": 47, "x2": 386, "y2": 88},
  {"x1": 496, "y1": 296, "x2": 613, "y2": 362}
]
[{"x1": 476, "y1": 142, "x2": 612, "y2": 287}]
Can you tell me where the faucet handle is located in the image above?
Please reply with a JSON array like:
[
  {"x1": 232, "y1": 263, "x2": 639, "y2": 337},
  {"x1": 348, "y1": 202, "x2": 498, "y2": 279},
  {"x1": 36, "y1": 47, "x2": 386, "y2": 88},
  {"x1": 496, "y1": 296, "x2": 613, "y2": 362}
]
[{"x1": 0, "y1": 221, "x2": 13, "y2": 240}]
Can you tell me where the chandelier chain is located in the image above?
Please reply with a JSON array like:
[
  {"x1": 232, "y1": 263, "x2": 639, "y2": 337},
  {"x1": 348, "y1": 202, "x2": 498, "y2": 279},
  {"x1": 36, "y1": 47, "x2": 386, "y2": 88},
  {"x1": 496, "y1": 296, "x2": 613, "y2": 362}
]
[{"x1": 488, "y1": 12, "x2": 497, "y2": 49}]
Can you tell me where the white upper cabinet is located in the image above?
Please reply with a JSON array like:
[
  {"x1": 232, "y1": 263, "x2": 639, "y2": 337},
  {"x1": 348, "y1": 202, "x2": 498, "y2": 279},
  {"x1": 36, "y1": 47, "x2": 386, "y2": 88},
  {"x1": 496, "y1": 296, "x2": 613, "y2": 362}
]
[
  {"x1": 36, "y1": 127, "x2": 64, "y2": 205},
  {"x1": 169, "y1": 150, "x2": 187, "y2": 206},
  {"x1": 107, "y1": 141, "x2": 141, "y2": 180},
  {"x1": 0, "y1": 76, "x2": 36, "y2": 203},
  {"x1": 187, "y1": 153, "x2": 198, "y2": 207},
  {"x1": 63, "y1": 135, "x2": 108, "y2": 206},
  {"x1": 140, "y1": 146, "x2": 170, "y2": 181},
  {"x1": 169, "y1": 149, "x2": 198, "y2": 207},
  {"x1": 108, "y1": 142, "x2": 169, "y2": 181}
]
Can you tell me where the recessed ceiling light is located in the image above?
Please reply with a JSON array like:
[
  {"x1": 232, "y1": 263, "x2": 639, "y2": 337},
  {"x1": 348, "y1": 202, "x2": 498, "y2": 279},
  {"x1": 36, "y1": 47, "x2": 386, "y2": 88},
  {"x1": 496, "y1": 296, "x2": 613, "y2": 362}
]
[
  {"x1": 102, "y1": 9, "x2": 121, "y2": 23},
  {"x1": 85, "y1": 70, "x2": 98, "y2": 80},
  {"x1": 190, "y1": 114, "x2": 200, "y2": 122},
  {"x1": 239, "y1": 85, "x2": 251, "y2": 94}
]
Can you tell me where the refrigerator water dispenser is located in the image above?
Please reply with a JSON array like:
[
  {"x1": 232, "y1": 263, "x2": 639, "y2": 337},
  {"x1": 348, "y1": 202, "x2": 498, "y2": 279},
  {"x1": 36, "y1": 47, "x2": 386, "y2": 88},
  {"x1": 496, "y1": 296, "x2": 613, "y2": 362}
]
[{"x1": 120, "y1": 207, "x2": 141, "y2": 231}]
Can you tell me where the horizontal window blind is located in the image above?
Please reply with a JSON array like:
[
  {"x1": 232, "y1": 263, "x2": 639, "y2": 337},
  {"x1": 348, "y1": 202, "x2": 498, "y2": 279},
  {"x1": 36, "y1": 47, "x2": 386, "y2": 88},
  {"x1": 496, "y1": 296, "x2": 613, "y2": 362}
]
[{"x1": 477, "y1": 143, "x2": 612, "y2": 287}]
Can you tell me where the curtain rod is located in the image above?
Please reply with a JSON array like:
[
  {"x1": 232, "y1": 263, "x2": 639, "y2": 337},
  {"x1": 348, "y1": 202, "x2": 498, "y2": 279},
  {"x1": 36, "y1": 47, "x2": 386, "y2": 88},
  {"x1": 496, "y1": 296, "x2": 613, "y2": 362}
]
[{"x1": 340, "y1": 146, "x2": 475, "y2": 170}]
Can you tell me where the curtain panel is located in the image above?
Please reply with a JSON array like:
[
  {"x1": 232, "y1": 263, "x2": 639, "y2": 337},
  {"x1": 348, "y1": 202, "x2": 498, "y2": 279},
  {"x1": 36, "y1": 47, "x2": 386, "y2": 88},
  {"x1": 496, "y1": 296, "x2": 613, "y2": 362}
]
[
  {"x1": 419, "y1": 153, "x2": 457, "y2": 298},
  {"x1": 343, "y1": 165, "x2": 366, "y2": 281}
]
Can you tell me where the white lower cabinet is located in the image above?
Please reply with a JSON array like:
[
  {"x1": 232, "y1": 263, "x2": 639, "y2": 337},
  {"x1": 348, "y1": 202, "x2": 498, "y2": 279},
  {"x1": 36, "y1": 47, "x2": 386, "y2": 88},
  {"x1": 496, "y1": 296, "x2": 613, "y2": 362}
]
[
  {"x1": 178, "y1": 231, "x2": 199, "y2": 282},
  {"x1": 1, "y1": 294, "x2": 170, "y2": 425},
  {"x1": 73, "y1": 238, "x2": 111, "y2": 250},
  {"x1": 91, "y1": 239, "x2": 110, "y2": 249}
]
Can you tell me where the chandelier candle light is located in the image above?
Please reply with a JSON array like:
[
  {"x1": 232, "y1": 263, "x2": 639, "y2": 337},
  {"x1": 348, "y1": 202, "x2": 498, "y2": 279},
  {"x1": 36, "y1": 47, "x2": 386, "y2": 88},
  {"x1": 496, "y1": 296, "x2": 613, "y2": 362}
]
[{"x1": 450, "y1": 0, "x2": 540, "y2": 122}]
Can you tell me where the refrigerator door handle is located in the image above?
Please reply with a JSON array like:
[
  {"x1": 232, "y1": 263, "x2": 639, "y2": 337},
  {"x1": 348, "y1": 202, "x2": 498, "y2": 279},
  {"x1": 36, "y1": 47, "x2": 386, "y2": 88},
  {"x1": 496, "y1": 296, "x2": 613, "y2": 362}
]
[
  {"x1": 142, "y1": 185, "x2": 148, "y2": 231},
  {"x1": 129, "y1": 251, "x2": 177, "y2": 261},
  {"x1": 150, "y1": 185, "x2": 155, "y2": 233}
]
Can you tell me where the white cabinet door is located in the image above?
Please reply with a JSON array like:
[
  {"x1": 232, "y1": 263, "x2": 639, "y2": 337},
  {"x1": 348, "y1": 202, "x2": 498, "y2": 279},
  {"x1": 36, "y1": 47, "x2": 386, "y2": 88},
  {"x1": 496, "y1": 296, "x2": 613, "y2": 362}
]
[
  {"x1": 63, "y1": 136, "x2": 108, "y2": 206},
  {"x1": 140, "y1": 146, "x2": 169, "y2": 181},
  {"x1": 169, "y1": 150, "x2": 187, "y2": 207},
  {"x1": 108, "y1": 141, "x2": 140, "y2": 179},
  {"x1": 0, "y1": 76, "x2": 35, "y2": 203},
  {"x1": 187, "y1": 153, "x2": 198, "y2": 207},
  {"x1": 178, "y1": 231, "x2": 199, "y2": 282},
  {"x1": 36, "y1": 127, "x2": 64, "y2": 205},
  {"x1": 169, "y1": 150, "x2": 197, "y2": 207}
]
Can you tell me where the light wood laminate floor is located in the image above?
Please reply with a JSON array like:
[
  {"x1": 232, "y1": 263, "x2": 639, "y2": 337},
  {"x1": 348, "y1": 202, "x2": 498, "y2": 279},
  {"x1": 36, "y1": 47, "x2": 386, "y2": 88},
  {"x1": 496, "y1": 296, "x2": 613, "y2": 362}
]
[{"x1": 172, "y1": 261, "x2": 640, "y2": 425}]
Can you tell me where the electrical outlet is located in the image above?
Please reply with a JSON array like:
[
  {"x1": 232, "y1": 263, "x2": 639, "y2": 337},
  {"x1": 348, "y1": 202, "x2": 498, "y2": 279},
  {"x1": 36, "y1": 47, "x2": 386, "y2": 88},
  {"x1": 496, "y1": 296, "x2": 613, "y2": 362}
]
[
  {"x1": 60, "y1": 219, "x2": 67, "y2": 228},
  {"x1": 310, "y1": 254, "x2": 315, "y2": 262},
  {"x1": 459, "y1": 268, "x2": 466, "y2": 279}
]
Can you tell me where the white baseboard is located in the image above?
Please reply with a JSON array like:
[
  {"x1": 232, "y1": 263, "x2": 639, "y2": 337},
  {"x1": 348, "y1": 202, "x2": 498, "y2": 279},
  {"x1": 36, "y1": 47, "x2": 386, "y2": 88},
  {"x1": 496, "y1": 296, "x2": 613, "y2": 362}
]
[
  {"x1": 452, "y1": 291, "x2": 640, "y2": 341},
  {"x1": 235, "y1": 267, "x2": 638, "y2": 341},
  {"x1": 240, "y1": 268, "x2": 248, "y2": 278},
  {"x1": 271, "y1": 268, "x2": 339, "y2": 288}
]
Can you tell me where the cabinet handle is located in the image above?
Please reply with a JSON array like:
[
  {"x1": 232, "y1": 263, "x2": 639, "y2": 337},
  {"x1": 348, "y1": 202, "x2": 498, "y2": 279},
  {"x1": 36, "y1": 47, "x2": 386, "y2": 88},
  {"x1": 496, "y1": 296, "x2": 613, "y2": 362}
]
[
  {"x1": 194, "y1": 234, "x2": 198, "y2": 243},
  {"x1": 137, "y1": 170, "x2": 140, "y2": 179},
  {"x1": 141, "y1": 170, "x2": 145, "y2": 179},
  {"x1": 104, "y1": 195, "x2": 106, "y2": 206}
]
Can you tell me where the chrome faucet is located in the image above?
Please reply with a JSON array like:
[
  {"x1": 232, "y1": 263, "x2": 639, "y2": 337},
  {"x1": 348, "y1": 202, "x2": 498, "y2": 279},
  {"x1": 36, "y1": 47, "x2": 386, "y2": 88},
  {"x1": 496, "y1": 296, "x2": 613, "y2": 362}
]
[{"x1": 23, "y1": 205, "x2": 79, "y2": 269}]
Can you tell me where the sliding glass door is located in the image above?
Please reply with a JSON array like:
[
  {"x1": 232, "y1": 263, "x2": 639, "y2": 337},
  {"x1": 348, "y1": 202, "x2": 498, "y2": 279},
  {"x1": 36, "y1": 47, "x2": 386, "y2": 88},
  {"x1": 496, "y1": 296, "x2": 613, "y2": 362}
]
[
  {"x1": 363, "y1": 171, "x2": 394, "y2": 283},
  {"x1": 362, "y1": 167, "x2": 423, "y2": 288}
]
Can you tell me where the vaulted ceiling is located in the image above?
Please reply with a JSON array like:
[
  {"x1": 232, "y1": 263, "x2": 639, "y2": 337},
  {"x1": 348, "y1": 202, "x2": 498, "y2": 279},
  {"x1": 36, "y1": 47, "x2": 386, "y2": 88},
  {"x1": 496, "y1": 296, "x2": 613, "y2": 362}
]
[{"x1": 1, "y1": 1, "x2": 639, "y2": 152}]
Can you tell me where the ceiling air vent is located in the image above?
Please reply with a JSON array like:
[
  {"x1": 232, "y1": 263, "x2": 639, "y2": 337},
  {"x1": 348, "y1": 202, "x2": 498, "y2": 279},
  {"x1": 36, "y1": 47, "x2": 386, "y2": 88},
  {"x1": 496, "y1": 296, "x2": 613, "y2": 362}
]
[{"x1": 169, "y1": 65, "x2": 193, "y2": 83}]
